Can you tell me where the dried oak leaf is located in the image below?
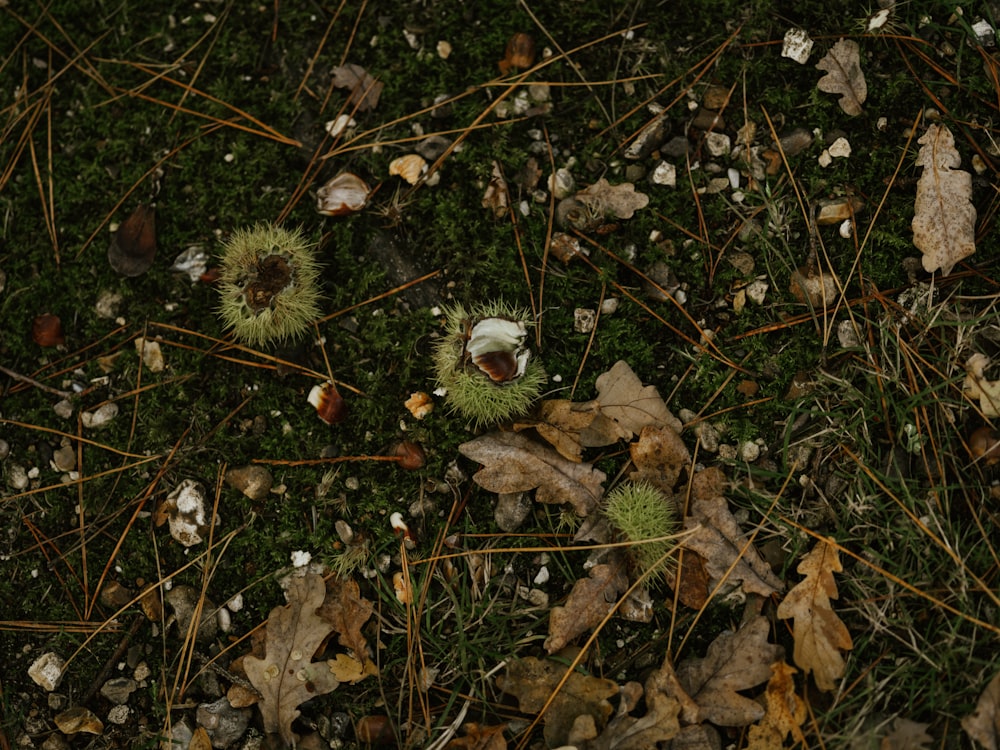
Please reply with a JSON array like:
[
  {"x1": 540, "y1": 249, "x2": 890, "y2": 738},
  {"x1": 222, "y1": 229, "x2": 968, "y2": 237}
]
[
  {"x1": 776, "y1": 541, "x2": 853, "y2": 692},
  {"x1": 963, "y1": 670, "x2": 1000, "y2": 750},
  {"x1": 912, "y1": 123, "x2": 977, "y2": 276},
  {"x1": 516, "y1": 399, "x2": 625, "y2": 462},
  {"x1": 882, "y1": 717, "x2": 933, "y2": 750},
  {"x1": 675, "y1": 615, "x2": 783, "y2": 727},
  {"x1": 317, "y1": 576, "x2": 374, "y2": 666},
  {"x1": 458, "y1": 431, "x2": 606, "y2": 516},
  {"x1": 744, "y1": 661, "x2": 806, "y2": 750},
  {"x1": 443, "y1": 723, "x2": 507, "y2": 750},
  {"x1": 679, "y1": 468, "x2": 784, "y2": 597},
  {"x1": 815, "y1": 38, "x2": 867, "y2": 116},
  {"x1": 575, "y1": 178, "x2": 649, "y2": 220},
  {"x1": 244, "y1": 574, "x2": 340, "y2": 747},
  {"x1": 577, "y1": 675, "x2": 680, "y2": 749},
  {"x1": 332, "y1": 63, "x2": 383, "y2": 112},
  {"x1": 591, "y1": 360, "x2": 683, "y2": 440},
  {"x1": 496, "y1": 656, "x2": 618, "y2": 748},
  {"x1": 545, "y1": 553, "x2": 629, "y2": 653},
  {"x1": 629, "y1": 424, "x2": 690, "y2": 491}
]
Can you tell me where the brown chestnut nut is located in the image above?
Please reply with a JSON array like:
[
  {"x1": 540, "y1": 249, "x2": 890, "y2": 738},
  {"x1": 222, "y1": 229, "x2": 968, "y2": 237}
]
[{"x1": 32, "y1": 313, "x2": 65, "y2": 347}]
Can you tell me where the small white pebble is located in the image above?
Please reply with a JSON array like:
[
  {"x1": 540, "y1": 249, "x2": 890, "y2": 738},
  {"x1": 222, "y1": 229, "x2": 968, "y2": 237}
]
[
  {"x1": 533, "y1": 566, "x2": 550, "y2": 585},
  {"x1": 291, "y1": 550, "x2": 312, "y2": 568}
]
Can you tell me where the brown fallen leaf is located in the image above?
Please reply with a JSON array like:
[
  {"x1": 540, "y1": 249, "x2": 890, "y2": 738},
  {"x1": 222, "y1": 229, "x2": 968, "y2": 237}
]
[
  {"x1": 679, "y1": 468, "x2": 784, "y2": 597},
  {"x1": 444, "y1": 723, "x2": 507, "y2": 750},
  {"x1": 459, "y1": 431, "x2": 606, "y2": 516},
  {"x1": 963, "y1": 670, "x2": 1000, "y2": 750},
  {"x1": 629, "y1": 424, "x2": 690, "y2": 492},
  {"x1": 515, "y1": 399, "x2": 605, "y2": 462},
  {"x1": 815, "y1": 38, "x2": 867, "y2": 115},
  {"x1": 590, "y1": 360, "x2": 683, "y2": 440},
  {"x1": 317, "y1": 576, "x2": 374, "y2": 666},
  {"x1": 545, "y1": 553, "x2": 629, "y2": 653},
  {"x1": 912, "y1": 123, "x2": 977, "y2": 276},
  {"x1": 776, "y1": 541, "x2": 853, "y2": 692},
  {"x1": 332, "y1": 63, "x2": 383, "y2": 112},
  {"x1": 882, "y1": 717, "x2": 933, "y2": 749},
  {"x1": 327, "y1": 653, "x2": 378, "y2": 684},
  {"x1": 675, "y1": 615, "x2": 783, "y2": 726},
  {"x1": 244, "y1": 574, "x2": 340, "y2": 747},
  {"x1": 578, "y1": 677, "x2": 680, "y2": 749},
  {"x1": 482, "y1": 160, "x2": 510, "y2": 218},
  {"x1": 575, "y1": 178, "x2": 649, "y2": 220},
  {"x1": 497, "y1": 656, "x2": 619, "y2": 748},
  {"x1": 744, "y1": 661, "x2": 806, "y2": 749}
]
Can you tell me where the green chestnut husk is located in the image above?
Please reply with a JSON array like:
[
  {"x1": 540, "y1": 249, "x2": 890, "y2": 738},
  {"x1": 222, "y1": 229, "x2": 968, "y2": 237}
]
[
  {"x1": 216, "y1": 223, "x2": 322, "y2": 347},
  {"x1": 603, "y1": 480, "x2": 679, "y2": 585},
  {"x1": 432, "y1": 300, "x2": 546, "y2": 428}
]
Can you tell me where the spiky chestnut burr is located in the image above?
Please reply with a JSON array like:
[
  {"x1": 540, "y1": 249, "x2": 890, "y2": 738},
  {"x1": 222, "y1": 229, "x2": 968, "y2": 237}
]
[
  {"x1": 432, "y1": 300, "x2": 546, "y2": 428},
  {"x1": 216, "y1": 223, "x2": 322, "y2": 347},
  {"x1": 603, "y1": 480, "x2": 679, "y2": 586}
]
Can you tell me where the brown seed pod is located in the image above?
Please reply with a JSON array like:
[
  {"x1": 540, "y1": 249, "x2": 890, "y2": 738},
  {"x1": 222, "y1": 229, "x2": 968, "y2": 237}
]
[{"x1": 31, "y1": 313, "x2": 65, "y2": 347}]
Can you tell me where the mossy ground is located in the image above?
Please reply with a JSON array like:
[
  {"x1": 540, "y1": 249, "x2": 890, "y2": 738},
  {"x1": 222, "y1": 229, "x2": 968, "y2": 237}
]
[{"x1": 2, "y1": 0, "x2": 1000, "y2": 747}]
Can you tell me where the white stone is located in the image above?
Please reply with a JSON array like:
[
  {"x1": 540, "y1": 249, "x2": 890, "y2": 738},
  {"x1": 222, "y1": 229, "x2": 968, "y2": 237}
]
[
  {"x1": 704, "y1": 132, "x2": 731, "y2": 157},
  {"x1": 291, "y1": 550, "x2": 312, "y2": 567},
  {"x1": 28, "y1": 652, "x2": 65, "y2": 691},
  {"x1": 739, "y1": 441, "x2": 761, "y2": 462},
  {"x1": 745, "y1": 279, "x2": 769, "y2": 305},
  {"x1": 533, "y1": 566, "x2": 550, "y2": 585},
  {"x1": 651, "y1": 161, "x2": 676, "y2": 187},
  {"x1": 81, "y1": 403, "x2": 119, "y2": 429},
  {"x1": 827, "y1": 137, "x2": 851, "y2": 158},
  {"x1": 324, "y1": 115, "x2": 356, "y2": 138},
  {"x1": 781, "y1": 28, "x2": 814, "y2": 64}
]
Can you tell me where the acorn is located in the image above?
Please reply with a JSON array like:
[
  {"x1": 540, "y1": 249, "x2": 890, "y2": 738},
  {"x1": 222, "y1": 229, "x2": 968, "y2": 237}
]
[{"x1": 32, "y1": 313, "x2": 65, "y2": 347}]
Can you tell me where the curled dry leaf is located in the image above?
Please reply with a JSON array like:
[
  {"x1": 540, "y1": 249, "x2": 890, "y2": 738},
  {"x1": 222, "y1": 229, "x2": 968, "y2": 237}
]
[
  {"x1": 592, "y1": 360, "x2": 683, "y2": 438},
  {"x1": 912, "y1": 123, "x2": 977, "y2": 276},
  {"x1": 962, "y1": 670, "x2": 1000, "y2": 750},
  {"x1": 776, "y1": 541, "x2": 853, "y2": 692},
  {"x1": 331, "y1": 63, "x2": 383, "y2": 111},
  {"x1": 316, "y1": 576, "x2": 374, "y2": 666},
  {"x1": 497, "y1": 656, "x2": 619, "y2": 748},
  {"x1": 482, "y1": 160, "x2": 509, "y2": 218},
  {"x1": 964, "y1": 353, "x2": 1000, "y2": 417},
  {"x1": 243, "y1": 574, "x2": 340, "y2": 747},
  {"x1": 458, "y1": 431, "x2": 606, "y2": 516},
  {"x1": 674, "y1": 615, "x2": 783, "y2": 726},
  {"x1": 443, "y1": 723, "x2": 507, "y2": 750},
  {"x1": 389, "y1": 154, "x2": 427, "y2": 185},
  {"x1": 815, "y1": 38, "x2": 867, "y2": 116},
  {"x1": 545, "y1": 553, "x2": 629, "y2": 654},
  {"x1": 679, "y1": 467, "x2": 784, "y2": 597}
]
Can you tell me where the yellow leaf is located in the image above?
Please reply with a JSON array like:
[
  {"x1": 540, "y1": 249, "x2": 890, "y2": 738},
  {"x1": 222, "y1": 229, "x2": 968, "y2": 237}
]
[{"x1": 776, "y1": 542, "x2": 853, "y2": 691}]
